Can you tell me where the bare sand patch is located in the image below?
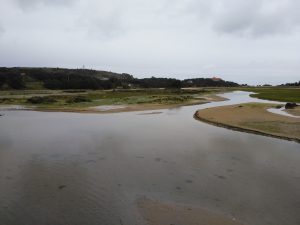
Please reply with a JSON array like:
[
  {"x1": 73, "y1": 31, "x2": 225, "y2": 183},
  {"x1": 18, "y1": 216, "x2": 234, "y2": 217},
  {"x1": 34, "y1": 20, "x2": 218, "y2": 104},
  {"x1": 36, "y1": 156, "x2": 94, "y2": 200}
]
[
  {"x1": 137, "y1": 111, "x2": 163, "y2": 115},
  {"x1": 91, "y1": 105, "x2": 127, "y2": 111},
  {"x1": 138, "y1": 198, "x2": 246, "y2": 225},
  {"x1": 285, "y1": 106, "x2": 300, "y2": 116},
  {"x1": 195, "y1": 103, "x2": 300, "y2": 142}
]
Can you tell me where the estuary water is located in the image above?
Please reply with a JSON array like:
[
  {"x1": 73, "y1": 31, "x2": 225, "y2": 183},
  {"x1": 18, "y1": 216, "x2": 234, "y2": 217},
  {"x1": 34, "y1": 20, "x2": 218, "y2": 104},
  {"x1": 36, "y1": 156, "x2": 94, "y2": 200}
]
[{"x1": 0, "y1": 91, "x2": 299, "y2": 225}]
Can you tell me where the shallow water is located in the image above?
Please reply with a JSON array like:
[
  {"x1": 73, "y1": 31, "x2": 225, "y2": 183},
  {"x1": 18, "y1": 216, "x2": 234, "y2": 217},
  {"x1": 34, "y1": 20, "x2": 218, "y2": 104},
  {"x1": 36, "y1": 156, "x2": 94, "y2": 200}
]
[
  {"x1": 0, "y1": 91, "x2": 300, "y2": 225},
  {"x1": 91, "y1": 105, "x2": 127, "y2": 111},
  {"x1": 268, "y1": 106, "x2": 300, "y2": 118}
]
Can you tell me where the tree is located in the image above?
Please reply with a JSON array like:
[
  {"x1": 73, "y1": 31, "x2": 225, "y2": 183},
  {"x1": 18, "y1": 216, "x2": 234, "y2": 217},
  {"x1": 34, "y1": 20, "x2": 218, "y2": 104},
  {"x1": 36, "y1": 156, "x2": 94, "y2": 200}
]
[{"x1": 171, "y1": 79, "x2": 182, "y2": 89}]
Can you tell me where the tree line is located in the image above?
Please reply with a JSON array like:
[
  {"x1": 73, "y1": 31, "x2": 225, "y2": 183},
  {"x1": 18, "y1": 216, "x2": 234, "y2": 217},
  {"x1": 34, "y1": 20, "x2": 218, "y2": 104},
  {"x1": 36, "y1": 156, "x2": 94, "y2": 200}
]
[
  {"x1": 0, "y1": 67, "x2": 239, "y2": 90},
  {"x1": 280, "y1": 81, "x2": 300, "y2": 86}
]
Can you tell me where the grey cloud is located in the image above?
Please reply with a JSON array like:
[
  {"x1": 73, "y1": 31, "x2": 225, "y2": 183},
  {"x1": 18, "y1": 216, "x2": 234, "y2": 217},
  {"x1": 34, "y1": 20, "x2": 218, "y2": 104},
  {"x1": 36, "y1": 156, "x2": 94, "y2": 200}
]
[
  {"x1": 14, "y1": 0, "x2": 76, "y2": 10},
  {"x1": 0, "y1": 23, "x2": 4, "y2": 36},
  {"x1": 161, "y1": 0, "x2": 211, "y2": 18},
  {"x1": 210, "y1": 0, "x2": 300, "y2": 37},
  {"x1": 1, "y1": 0, "x2": 300, "y2": 84},
  {"x1": 87, "y1": 16, "x2": 124, "y2": 39},
  {"x1": 74, "y1": 1, "x2": 126, "y2": 39}
]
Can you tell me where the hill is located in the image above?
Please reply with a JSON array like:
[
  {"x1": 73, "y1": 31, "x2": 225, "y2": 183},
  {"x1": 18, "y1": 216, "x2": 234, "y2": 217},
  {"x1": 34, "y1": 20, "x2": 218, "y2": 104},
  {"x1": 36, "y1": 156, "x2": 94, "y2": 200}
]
[{"x1": 0, "y1": 67, "x2": 239, "y2": 90}]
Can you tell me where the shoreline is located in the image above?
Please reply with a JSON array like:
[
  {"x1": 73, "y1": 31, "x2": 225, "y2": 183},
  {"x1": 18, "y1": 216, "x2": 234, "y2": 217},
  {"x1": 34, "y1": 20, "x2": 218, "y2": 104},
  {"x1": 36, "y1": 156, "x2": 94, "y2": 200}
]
[
  {"x1": 25, "y1": 101, "x2": 210, "y2": 114},
  {"x1": 194, "y1": 113, "x2": 300, "y2": 143},
  {"x1": 194, "y1": 105, "x2": 300, "y2": 143},
  {"x1": 0, "y1": 94, "x2": 227, "y2": 114},
  {"x1": 285, "y1": 107, "x2": 300, "y2": 117},
  {"x1": 138, "y1": 197, "x2": 246, "y2": 225}
]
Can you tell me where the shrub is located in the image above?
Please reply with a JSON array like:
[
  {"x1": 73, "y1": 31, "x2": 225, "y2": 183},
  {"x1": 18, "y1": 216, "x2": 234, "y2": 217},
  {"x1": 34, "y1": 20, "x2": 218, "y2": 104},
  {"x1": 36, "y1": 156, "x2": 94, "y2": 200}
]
[
  {"x1": 66, "y1": 96, "x2": 91, "y2": 103},
  {"x1": 27, "y1": 96, "x2": 57, "y2": 104},
  {"x1": 285, "y1": 102, "x2": 298, "y2": 109}
]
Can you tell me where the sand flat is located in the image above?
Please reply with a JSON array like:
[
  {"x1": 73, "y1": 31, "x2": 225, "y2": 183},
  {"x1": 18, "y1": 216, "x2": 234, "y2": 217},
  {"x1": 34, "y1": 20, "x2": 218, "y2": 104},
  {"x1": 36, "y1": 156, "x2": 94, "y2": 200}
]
[
  {"x1": 138, "y1": 198, "x2": 246, "y2": 225},
  {"x1": 285, "y1": 106, "x2": 300, "y2": 116},
  {"x1": 195, "y1": 102, "x2": 300, "y2": 142}
]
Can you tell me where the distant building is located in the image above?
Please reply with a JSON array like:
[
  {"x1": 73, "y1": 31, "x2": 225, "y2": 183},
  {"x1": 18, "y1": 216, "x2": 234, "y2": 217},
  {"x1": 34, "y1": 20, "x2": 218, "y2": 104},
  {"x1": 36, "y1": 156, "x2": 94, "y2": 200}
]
[{"x1": 211, "y1": 76, "x2": 222, "y2": 81}]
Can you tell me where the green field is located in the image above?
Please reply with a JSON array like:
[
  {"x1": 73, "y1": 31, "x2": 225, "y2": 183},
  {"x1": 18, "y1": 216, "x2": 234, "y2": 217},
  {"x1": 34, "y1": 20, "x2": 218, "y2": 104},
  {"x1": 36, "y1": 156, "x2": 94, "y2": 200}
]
[{"x1": 237, "y1": 87, "x2": 300, "y2": 102}]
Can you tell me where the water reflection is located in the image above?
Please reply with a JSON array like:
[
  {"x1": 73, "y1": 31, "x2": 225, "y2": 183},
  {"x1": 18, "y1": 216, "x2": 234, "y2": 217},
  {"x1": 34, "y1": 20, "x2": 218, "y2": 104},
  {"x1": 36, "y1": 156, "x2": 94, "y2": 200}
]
[
  {"x1": 0, "y1": 92, "x2": 300, "y2": 225},
  {"x1": 268, "y1": 107, "x2": 300, "y2": 118}
]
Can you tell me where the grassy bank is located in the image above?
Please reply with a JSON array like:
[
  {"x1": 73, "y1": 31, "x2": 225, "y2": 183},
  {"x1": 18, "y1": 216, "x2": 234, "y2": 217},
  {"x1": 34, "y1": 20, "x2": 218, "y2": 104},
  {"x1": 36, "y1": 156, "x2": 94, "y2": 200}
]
[
  {"x1": 0, "y1": 88, "x2": 224, "y2": 112},
  {"x1": 195, "y1": 103, "x2": 300, "y2": 142},
  {"x1": 237, "y1": 87, "x2": 300, "y2": 102}
]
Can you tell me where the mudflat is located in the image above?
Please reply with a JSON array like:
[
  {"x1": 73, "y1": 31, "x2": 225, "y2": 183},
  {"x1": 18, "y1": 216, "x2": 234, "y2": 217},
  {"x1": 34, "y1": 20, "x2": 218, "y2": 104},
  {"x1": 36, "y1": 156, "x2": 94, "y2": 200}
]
[
  {"x1": 195, "y1": 103, "x2": 300, "y2": 142},
  {"x1": 285, "y1": 106, "x2": 300, "y2": 116},
  {"x1": 138, "y1": 198, "x2": 246, "y2": 225}
]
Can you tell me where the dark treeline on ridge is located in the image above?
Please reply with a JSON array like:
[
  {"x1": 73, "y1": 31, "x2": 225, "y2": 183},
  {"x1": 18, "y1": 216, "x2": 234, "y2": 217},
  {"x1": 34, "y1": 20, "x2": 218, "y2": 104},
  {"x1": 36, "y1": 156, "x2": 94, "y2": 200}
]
[
  {"x1": 280, "y1": 81, "x2": 300, "y2": 86},
  {"x1": 0, "y1": 67, "x2": 240, "y2": 90}
]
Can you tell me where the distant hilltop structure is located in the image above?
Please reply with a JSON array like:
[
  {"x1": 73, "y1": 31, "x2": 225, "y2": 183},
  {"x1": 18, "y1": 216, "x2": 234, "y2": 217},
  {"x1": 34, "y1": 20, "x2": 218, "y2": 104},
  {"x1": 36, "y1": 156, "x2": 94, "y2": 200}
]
[{"x1": 211, "y1": 76, "x2": 222, "y2": 82}]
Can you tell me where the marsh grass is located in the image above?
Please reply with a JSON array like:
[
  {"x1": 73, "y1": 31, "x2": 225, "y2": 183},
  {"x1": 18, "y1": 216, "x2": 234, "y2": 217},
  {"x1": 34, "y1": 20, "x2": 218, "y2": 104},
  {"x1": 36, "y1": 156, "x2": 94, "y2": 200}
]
[
  {"x1": 195, "y1": 102, "x2": 300, "y2": 141},
  {"x1": 236, "y1": 87, "x2": 300, "y2": 102},
  {"x1": 0, "y1": 88, "x2": 216, "y2": 109}
]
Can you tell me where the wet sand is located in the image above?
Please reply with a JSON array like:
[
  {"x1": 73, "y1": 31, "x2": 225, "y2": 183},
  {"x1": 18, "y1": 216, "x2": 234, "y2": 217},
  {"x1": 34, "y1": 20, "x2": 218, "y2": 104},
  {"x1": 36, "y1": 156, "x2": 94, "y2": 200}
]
[
  {"x1": 30, "y1": 102, "x2": 208, "y2": 114},
  {"x1": 137, "y1": 111, "x2": 163, "y2": 115},
  {"x1": 195, "y1": 103, "x2": 300, "y2": 142},
  {"x1": 285, "y1": 106, "x2": 300, "y2": 116},
  {"x1": 138, "y1": 198, "x2": 246, "y2": 225}
]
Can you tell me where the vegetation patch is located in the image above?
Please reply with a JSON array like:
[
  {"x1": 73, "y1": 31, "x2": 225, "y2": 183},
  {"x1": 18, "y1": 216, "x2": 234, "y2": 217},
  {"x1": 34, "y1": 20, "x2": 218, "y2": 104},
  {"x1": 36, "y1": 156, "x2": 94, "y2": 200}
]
[
  {"x1": 0, "y1": 98, "x2": 16, "y2": 104},
  {"x1": 0, "y1": 67, "x2": 238, "y2": 90},
  {"x1": 285, "y1": 102, "x2": 298, "y2": 109},
  {"x1": 66, "y1": 96, "x2": 92, "y2": 103},
  {"x1": 27, "y1": 96, "x2": 57, "y2": 104},
  {"x1": 63, "y1": 90, "x2": 87, "y2": 93},
  {"x1": 237, "y1": 87, "x2": 300, "y2": 102},
  {"x1": 0, "y1": 88, "x2": 222, "y2": 112}
]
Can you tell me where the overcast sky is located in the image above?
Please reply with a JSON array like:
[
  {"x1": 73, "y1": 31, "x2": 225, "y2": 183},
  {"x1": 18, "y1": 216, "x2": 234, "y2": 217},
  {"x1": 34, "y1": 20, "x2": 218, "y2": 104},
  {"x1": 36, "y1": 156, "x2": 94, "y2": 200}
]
[{"x1": 0, "y1": 0, "x2": 299, "y2": 85}]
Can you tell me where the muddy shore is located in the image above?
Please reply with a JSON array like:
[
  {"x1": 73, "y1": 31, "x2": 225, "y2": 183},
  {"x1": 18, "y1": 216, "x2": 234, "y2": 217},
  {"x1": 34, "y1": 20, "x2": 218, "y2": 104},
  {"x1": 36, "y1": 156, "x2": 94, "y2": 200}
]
[
  {"x1": 194, "y1": 103, "x2": 300, "y2": 143},
  {"x1": 138, "y1": 198, "x2": 247, "y2": 225}
]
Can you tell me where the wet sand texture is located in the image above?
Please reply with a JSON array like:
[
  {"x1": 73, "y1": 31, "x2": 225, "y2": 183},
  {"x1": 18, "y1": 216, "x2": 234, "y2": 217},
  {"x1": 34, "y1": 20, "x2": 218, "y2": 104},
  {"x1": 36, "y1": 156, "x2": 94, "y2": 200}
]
[
  {"x1": 195, "y1": 103, "x2": 300, "y2": 142},
  {"x1": 138, "y1": 198, "x2": 246, "y2": 225}
]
